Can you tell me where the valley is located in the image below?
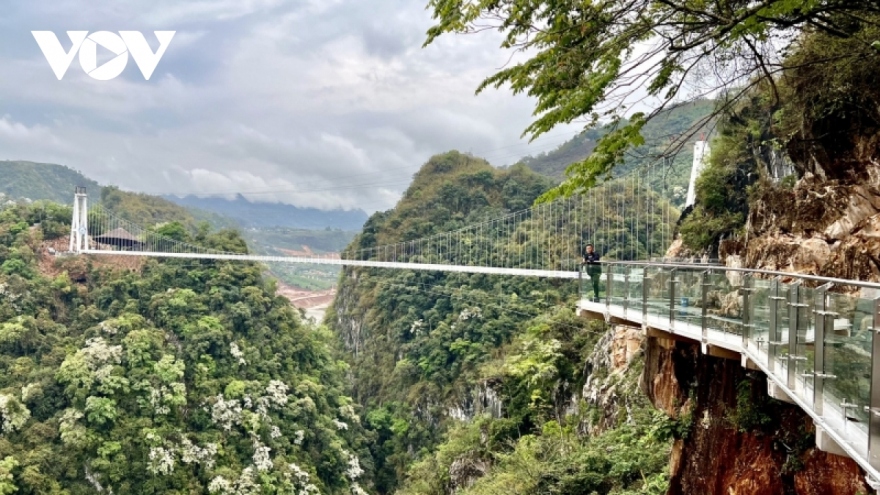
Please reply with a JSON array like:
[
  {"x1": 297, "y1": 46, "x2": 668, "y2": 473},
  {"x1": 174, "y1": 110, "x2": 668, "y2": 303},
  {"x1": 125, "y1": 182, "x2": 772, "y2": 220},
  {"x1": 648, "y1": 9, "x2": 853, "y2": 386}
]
[{"x1": 2, "y1": 5, "x2": 880, "y2": 493}]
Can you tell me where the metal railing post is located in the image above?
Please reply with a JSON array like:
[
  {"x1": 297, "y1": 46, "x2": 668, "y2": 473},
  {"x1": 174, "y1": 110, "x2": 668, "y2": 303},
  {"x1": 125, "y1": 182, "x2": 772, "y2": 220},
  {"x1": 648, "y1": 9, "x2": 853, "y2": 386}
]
[
  {"x1": 578, "y1": 263, "x2": 583, "y2": 300},
  {"x1": 868, "y1": 297, "x2": 880, "y2": 470},
  {"x1": 606, "y1": 263, "x2": 613, "y2": 306},
  {"x1": 701, "y1": 270, "x2": 709, "y2": 348},
  {"x1": 788, "y1": 282, "x2": 802, "y2": 389},
  {"x1": 642, "y1": 266, "x2": 649, "y2": 322},
  {"x1": 812, "y1": 283, "x2": 835, "y2": 415},
  {"x1": 742, "y1": 274, "x2": 752, "y2": 349},
  {"x1": 669, "y1": 268, "x2": 677, "y2": 331}
]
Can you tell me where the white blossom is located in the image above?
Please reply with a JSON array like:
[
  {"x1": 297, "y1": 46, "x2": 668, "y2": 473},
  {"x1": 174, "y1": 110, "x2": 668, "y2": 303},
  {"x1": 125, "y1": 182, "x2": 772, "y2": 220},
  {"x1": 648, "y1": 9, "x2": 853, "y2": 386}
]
[
  {"x1": 339, "y1": 404, "x2": 360, "y2": 424},
  {"x1": 230, "y1": 342, "x2": 247, "y2": 365},
  {"x1": 252, "y1": 438, "x2": 272, "y2": 472},
  {"x1": 289, "y1": 463, "x2": 310, "y2": 482},
  {"x1": 147, "y1": 447, "x2": 175, "y2": 475},
  {"x1": 458, "y1": 307, "x2": 482, "y2": 321},
  {"x1": 344, "y1": 451, "x2": 363, "y2": 480},
  {"x1": 82, "y1": 337, "x2": 123, "y2": 366},
  {"x1": 332, "y1": 419, "x2": 349, "y2": 431},
  {"x1": 207, "y1": 394, "x2": 243, "y2": 431},
  {"x1": 264, "y1": 380, "x2": 289, "y2": 408},
  {"x1": 351, "y1": 483, "x2": 370, "y2": 495},
  {"x1": 294, "y1": 430, "x2": 305, "y2": 445},
  {"x1": 99, "y1": 320, "x2": 118, "y2": 335},
  {"x1": 270, "y1": 426, "x2": 282, "y2": 439},
  {"x1": 208, "y1": 476, "x2": 232, "y2": 494},
  {"x1": 179, "y1": 437, "x2": 219, "y2": 469},
  {"x1": 0, "y1": 394, "x2": 30, "y2": 433}
]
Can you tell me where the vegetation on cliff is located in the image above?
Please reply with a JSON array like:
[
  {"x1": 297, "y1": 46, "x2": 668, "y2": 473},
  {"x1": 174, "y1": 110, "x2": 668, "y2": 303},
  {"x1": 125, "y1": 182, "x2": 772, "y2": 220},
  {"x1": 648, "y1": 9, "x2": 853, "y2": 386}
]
[
  {"x1": 330, "y1": 151, "x2": 679, "y2": 492},
  {"x1": 681, "y1": 14, "x2": 880, "y2": 255},
  {"x1": 0, "y1": 201, "x2": 373, "y2": 494},
  {"x1": 424, "y1": 0, "x2": 878, "y2": 202}
]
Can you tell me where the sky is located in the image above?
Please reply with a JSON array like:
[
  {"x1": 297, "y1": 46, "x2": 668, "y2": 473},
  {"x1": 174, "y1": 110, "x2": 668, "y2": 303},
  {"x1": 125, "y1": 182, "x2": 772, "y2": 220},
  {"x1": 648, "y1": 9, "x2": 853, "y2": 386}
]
[{"x1": 0, "y1": 0, "x2": 588, "y2": 213}]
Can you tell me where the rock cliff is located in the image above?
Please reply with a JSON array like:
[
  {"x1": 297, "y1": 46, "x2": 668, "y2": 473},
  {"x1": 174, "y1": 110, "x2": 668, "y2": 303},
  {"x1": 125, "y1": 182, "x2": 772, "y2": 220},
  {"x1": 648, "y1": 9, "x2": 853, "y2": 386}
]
[{"x1": 643, "y1": 335, "x2": 872, "y2": 494}]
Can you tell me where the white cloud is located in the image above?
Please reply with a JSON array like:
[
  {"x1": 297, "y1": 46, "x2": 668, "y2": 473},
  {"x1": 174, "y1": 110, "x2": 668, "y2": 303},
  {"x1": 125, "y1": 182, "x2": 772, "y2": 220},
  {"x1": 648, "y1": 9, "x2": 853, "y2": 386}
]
[{"x1": 0, "y1": 0, "x2": 586, "y2": 213}]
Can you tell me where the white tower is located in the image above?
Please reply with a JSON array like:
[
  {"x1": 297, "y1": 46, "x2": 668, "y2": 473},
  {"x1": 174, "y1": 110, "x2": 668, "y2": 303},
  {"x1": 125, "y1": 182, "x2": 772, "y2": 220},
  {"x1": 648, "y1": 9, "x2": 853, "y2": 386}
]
[
  {"x1": 69, "y1": 187, "x2": 89, "y2": 253},
  {"x1": 685, "y1": 140, "x2": 710, "y2": 208}
]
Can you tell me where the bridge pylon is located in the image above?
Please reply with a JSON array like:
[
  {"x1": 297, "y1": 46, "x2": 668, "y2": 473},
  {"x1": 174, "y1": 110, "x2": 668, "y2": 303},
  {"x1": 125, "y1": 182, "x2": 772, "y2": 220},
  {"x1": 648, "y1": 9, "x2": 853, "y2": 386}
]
[{"x1": 69, "y1": 187, "x2": 89, "y2": 254}]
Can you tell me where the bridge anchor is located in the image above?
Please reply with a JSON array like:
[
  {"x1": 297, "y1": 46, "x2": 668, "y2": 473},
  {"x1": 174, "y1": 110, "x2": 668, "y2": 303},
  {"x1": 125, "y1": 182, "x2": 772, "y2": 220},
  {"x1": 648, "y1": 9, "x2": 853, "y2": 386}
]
[{"x1": 69, "y1": 187, "x2": 88, "y2": 254}]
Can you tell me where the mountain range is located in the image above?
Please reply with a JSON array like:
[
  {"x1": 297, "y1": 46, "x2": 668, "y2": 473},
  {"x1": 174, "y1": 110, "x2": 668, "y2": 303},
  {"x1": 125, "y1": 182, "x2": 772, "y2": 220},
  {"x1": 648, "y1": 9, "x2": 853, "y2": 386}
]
[{"x1": 163, "y1": 194, "x2": 369, "y2": 231}]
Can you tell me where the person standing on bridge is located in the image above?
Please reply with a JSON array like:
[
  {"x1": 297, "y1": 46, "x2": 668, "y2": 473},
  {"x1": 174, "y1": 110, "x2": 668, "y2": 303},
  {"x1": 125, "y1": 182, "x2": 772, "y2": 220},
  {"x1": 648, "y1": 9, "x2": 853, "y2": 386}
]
[{"x1": 582, "y1": 243, "x2": 601, "y2": 302}]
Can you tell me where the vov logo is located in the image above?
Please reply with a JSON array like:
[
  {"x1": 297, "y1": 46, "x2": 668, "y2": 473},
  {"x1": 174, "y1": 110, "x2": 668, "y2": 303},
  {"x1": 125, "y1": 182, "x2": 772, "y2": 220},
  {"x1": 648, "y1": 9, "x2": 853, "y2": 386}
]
[{"x1": 32, "y1": 31, "x2": 175, "y2": 81}]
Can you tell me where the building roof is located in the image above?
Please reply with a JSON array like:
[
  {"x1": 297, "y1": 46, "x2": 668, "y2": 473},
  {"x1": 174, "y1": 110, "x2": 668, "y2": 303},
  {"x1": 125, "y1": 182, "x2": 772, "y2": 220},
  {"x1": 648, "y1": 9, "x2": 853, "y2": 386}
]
[{"x1": 93, "y1": 228, "x2": 143, "y2": 245}]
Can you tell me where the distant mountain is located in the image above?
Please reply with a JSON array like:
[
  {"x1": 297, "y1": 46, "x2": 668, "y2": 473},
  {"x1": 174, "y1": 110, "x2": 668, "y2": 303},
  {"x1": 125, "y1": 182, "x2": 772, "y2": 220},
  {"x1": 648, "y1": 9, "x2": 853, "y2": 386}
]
[
  {"x1": 519, "y1": 99, "x2": 717, "y2": 196},
  {"x1": 0, "y1": 160, "x2": 101, "y2": 204},
  {"x1": 165, "y1": 195, "x2": 369, "y2": 230}
]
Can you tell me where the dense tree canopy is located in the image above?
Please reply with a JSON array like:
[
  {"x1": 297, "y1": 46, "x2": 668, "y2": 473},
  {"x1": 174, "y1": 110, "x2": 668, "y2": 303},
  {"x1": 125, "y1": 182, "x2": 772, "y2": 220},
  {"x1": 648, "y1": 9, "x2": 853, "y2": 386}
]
[
  {"x1": 0, "y1": 202, "x2": 374, "y2": 494},
  {"x1": 424, "y1": 0, "x2": 880, "y2": 200}
]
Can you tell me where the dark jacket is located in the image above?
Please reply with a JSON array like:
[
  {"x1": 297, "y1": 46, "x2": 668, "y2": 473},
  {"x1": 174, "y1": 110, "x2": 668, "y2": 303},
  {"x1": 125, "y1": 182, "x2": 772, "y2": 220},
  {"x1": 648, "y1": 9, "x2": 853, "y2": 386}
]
[{"x1": 583, "y1": 251, "x2": 601, "y2": 274}]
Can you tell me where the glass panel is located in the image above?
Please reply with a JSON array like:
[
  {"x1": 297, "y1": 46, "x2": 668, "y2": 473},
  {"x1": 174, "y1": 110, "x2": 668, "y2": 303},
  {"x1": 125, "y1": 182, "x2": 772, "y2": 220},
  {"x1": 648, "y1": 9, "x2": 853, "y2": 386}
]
[
  {"x1": 704, "y1": 271, "x2": 742, "y2": 339},
  {"x1": 674, "y1": 269, "x2": 702, "y2": 330},
  {"x1": 774, "y1": 284, "x2": 793, "y2": 383},
  {"x1": 627, "y1": 266, "x2": 644, "y2": 316},
  {"x1": 749, "y1": 278, "x2": 774, "y2": 364},
  {"x1": 792, "y1": 285, "x2": 815, "y2": 404},
  {"x1": 644, "y1": 266, "x2": 669, "y2": 323},
  {"x1": 609, "y1": 264, "x2": 628, "y2": 307},
  {"x1": 824, "y1": 291, "x2": 872, "y2": 457}
]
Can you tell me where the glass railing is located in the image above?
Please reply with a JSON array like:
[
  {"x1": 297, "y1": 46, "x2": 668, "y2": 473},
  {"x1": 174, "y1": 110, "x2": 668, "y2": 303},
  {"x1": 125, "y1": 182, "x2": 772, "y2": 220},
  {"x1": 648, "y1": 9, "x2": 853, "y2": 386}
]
[{"x1": 580, "y1": 261, "x2": 880, "y2": 478}]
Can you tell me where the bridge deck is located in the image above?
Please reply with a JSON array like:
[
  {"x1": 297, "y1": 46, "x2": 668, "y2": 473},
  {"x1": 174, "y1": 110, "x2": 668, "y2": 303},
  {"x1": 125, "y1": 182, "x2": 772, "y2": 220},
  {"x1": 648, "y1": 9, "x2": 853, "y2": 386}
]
[{"x1": 579, "y1": 298, "x2": 874, "y2": 482}]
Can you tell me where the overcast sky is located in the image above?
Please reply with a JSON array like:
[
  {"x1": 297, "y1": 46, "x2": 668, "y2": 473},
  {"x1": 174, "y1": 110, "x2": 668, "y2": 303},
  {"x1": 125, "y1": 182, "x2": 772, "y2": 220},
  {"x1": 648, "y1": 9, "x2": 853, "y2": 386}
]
[{"x1": 0, "y1": 0, "x2": 590, "y2": 213}]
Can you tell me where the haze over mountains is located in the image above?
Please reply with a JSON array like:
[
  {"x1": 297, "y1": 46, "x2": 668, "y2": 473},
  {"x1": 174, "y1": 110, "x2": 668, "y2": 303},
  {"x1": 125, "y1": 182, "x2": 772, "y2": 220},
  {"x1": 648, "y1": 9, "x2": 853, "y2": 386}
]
[
  {"x1": 0, "y1": 99, "x2": 713, "y2": 231},
  {"x1": 164, "y1": 194, "x2": 369, "y2": 231}
]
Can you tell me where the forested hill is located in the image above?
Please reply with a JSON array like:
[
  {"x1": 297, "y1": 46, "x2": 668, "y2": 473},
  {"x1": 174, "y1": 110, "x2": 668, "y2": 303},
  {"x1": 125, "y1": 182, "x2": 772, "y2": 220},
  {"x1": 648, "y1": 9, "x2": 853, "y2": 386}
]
[
  {"x1": 0, "y1": 160, "x2": 101, "y2": 204},
  {"x1": 330, "y1": 151, "x2": 679, "y2": 493},
  {"x1": 0, "y1": 201, "x2": 374, "y2": 494},
  {"x1": 520, "y1": 99, "x2": 716, "y2": 194},
  {"x1": 100, "y1": 186, "x2": 238, "y2": 230}
]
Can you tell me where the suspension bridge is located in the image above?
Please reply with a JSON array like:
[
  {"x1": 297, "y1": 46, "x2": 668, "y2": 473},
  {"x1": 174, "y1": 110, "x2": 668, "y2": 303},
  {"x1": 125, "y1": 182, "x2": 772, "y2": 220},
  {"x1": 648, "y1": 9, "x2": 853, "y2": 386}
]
[{"x1": 61, "y1": 163, "x2": 880, "y2": 490}]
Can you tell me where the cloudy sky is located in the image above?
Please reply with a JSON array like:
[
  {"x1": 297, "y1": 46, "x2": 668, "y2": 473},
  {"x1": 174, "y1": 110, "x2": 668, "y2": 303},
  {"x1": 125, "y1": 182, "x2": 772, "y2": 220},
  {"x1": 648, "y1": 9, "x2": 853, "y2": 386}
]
[{"x1": 0, "y1": 0, "x2": 590, "y2": 213}]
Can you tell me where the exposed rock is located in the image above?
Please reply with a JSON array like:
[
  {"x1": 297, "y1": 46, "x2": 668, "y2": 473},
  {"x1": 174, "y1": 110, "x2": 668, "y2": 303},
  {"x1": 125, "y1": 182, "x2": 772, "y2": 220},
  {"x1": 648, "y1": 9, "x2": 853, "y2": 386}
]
[
  {"x1": 645, "y1": 338, "x2": 871, "y2": 495},
  {"x1": 448, "y1": 454, "x2": 490, "y2": 492},
  {"x1": 582, "y1": 324, "x2": 645, "y2": 434},
  {"x1": 794, "y1": 449, "x2": 872, "y2": 495},
  {"x1": 742, "y1": 177, "x2": 880, "y2": 283}
]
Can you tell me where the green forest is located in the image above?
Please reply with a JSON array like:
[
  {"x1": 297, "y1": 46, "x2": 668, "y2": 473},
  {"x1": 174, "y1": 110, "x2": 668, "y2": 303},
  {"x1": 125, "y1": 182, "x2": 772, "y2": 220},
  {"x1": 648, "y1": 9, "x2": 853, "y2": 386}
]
[
  {"x1": 0, "y1": 150, "x2": 680, "y2": 493},
  {"x1": 0, "y1": 201, "x2": 375, "y2": 494},
  {"x1": 329, "y1": 151, "x2": 679, "y2": 493},
  {"x1": 3, "y1": 2, "x2": 879, "y2": 493}
]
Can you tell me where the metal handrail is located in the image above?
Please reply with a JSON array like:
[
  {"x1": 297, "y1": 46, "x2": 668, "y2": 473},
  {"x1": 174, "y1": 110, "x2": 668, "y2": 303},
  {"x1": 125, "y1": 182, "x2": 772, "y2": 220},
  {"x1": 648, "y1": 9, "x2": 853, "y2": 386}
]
[
  {"x1": 578, "y1": 261, "x2": 880, "y2": 486},
  {"x1": 587, "y1": 261, "x2": 880, "y2": 290}
]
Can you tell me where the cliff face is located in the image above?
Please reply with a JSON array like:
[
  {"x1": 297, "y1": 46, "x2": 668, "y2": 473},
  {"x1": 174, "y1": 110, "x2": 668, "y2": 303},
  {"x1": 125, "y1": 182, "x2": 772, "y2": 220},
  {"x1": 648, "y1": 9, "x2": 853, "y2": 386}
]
[
  {"x1": 737, "y1": 174, "x2": 880, "y2": 284},
  {"x1": 643, "y1": 336, "x2": 871, "y2": 494},
  {"x1": 581, "y1": 324, "x2": 645, "y2": 434}
]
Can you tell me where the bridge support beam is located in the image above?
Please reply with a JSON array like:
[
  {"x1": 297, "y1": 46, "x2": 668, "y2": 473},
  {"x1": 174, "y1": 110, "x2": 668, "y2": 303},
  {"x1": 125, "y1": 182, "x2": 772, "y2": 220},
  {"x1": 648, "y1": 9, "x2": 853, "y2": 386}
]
[
  {"x1": 767, "y1": 381, "x2": 796, "y2": 404},
  {"x1": 816, "y1": 425, "x2": 850, "y2": 458}
]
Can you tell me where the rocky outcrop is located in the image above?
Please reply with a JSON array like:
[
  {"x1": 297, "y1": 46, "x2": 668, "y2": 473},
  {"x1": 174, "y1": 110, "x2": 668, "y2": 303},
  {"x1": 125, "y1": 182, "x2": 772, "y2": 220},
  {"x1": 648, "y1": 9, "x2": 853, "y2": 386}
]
[
  {"x1": 644, "y1": 336, "x2": 871, "y2": 495},
  {"x1": 581, "y1": 324, "x2": 645, "y2": 434},
  {"x1": 741, "y1": 177, "x2": 880, "y2": 283}
]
